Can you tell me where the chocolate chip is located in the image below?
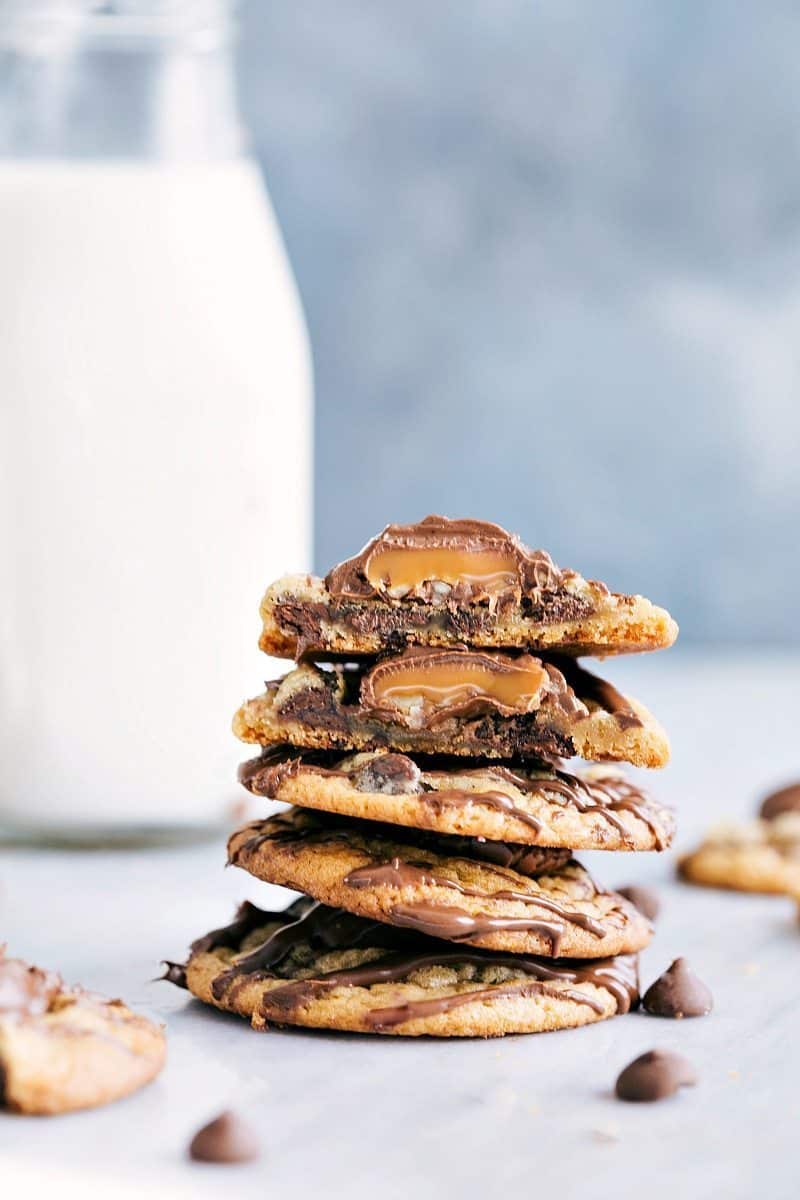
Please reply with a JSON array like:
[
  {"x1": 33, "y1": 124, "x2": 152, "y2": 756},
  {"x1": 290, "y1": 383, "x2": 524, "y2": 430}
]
[
  {"x1": 615, "y1": 1050, "x2": 697, "y2": 1102},
  {"x1": 760, "y1": 782, "x2": 800, "y2": 821},
  {"x1": 617, "y1": 885, "x2": 660, "y2": 922},
  {"x1": 351, "y1": 753, "x2": 422, "y2": 795},
  {"x1": 643, "y1": 958, "x2": 713, "y2": 1019},
  {"x1": 188, "y1": 1111, "x2": 260, "y2": 1164}
]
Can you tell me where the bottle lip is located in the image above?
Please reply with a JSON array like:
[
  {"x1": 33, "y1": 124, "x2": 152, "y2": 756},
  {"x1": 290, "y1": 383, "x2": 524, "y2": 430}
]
[{"x1": 0, "y1": 1, "x2": 236, "y2": 50}]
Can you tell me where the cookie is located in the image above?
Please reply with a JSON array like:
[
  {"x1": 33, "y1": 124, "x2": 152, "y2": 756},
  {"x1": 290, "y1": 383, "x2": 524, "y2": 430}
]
[
  {"x1": 166, "y1": 898, "x2": 640, "y2": 1038},
  {"x1": 258, "y1": 515, "x2": 677, "y2": 659},
  {"x1": 239, "y1": 748, "x2": 674, "y2": 852},
  {"x1": 0, "y1": 951, "x2": 165, "y2": 1115},
  {"x1": 233, "y1": 652, "x2": 670, "y2": 769},
  {"x1": 227, "y1": 808, "x2": 653, "y2": 957},
  {"x1": 678, "y1": 813, "x2": 800, "y2": 896}
]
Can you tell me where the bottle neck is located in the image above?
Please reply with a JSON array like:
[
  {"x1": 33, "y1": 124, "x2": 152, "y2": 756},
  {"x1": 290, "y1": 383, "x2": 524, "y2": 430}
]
[{"x1": 0, "y1": 1, "x2": 245, "y2": 161}]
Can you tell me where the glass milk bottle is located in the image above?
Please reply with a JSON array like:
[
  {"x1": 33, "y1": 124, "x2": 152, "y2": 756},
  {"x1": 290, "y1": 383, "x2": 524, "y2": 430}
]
[{"x1": 0, "y1": 2, "x2": 312, "y2": 840}]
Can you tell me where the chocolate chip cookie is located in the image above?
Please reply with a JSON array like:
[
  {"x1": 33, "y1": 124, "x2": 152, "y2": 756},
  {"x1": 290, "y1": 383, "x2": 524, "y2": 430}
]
[
  {"x1": 678, "y1": 813, "x2": 800, "y2": 896},
  {"x1": 233, "y1": 651, "x2": 670, "y2": 768},
  {"x1": 166, "y1": 898, "x2": 641, "y2": 1038},
  {"x1": 227, "y1": 808, "x2": 653, "y2": 958},
  {"x1": 259, "y1": 516, "x2": 677, "y2": 659},
  {"x1": 239, "y1": 748, "x2": 674, "y2": 852}
]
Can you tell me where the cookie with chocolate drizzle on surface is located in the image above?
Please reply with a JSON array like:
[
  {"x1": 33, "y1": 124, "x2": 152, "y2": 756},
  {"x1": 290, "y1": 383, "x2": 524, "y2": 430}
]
[
  {"x1": 238, "y1": 746, "x2": 675, "y2": 852},
  {"x1": 165, "y1": 898, "x2": 641, "y2": 1038},
  {"x1": 226, "y1": 808, "x2": 653, "y2": 959}
]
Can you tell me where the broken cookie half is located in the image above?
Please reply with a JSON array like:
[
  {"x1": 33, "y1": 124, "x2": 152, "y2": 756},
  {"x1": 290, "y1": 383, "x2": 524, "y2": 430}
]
[
  {"x1": 233, "y1": 649, "x2": 670, "y2": 768},
  {"x1": 0, "y1": 950, "x2": 165, "y2": 1115},
  {"x1": 259, "y1": 515, "x2": 678, "y2": 659}
]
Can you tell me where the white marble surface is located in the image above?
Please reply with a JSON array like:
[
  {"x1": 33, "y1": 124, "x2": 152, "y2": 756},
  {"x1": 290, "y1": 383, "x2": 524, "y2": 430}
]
[{"x1": 1, "y1": 650, "x2": 797, "y2": 1200}]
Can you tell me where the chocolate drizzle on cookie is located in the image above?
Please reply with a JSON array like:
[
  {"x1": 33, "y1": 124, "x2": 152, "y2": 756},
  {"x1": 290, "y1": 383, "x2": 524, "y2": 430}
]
[
  {"x1": 553, "y1": 658, "x2": 643, "y2": 730},
  {"x1": 228, "y1": 808, "x2": 571, "y2": 879},
  {"x1": 342, "y1": 855, "x2": 609, "y2": 951}
]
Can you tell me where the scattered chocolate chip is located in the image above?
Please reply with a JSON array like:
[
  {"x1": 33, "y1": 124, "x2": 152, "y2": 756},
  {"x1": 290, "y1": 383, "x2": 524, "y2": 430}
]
[
  {"x1": 351, "y1": 753, "x2": 422, "y2": 795},
  {"x1": 617, "y1": 885, "x2": 660, "y2": 922},
  {"x1": 643, "y1": 958, "x2": 713, "y2": 1019},
  {"x1": 760, "y1": 782, "x2": 800, "y2": 821},
  {"x1": 615, "y1": 1050, "x2": 697, "y2": 1102},
  {"x1": 189, "y1": 1111, "x2": 260, "y2": 1164}
]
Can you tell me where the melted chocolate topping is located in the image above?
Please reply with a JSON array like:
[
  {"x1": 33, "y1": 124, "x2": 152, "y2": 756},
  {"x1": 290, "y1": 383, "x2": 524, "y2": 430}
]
[
  {"x1": 342, "y1": 854, "x2": 609, "y2": 950},
  {"x1": 231, "y1": 807, "x2": 571, "y2": 880},
  {"x1": 554, "y1": 658, "x2": 643, "y2": 730}
]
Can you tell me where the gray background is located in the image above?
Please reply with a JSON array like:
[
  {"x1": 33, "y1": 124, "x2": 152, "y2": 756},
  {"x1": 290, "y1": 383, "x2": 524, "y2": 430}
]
[{"x1": 237, "y1": 1, "x2": 800, "y2": 643}]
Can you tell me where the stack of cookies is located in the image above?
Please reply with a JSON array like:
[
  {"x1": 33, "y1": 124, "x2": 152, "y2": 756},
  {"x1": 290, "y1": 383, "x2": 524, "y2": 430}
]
[{"x1": 168, "y1": 516, "x2": 678, "y2": 1038}]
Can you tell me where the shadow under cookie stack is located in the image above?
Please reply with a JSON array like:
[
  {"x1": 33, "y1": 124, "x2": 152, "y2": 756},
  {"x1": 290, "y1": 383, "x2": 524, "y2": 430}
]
[{"x1": 167, "y1": 516, "x2": 678, "y2": 1038}]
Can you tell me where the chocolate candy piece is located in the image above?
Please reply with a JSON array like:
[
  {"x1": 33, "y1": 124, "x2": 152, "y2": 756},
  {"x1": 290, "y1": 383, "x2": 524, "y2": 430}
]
[
  {"x1": 361, "y1": 648, "x2": 552, "y2": 725},
  {"x1": 352, "y1": 753, "x2": 422, "y2": 795},
  {"x1": 189, "y1": 1110, "x2": 260, "y2": 1164},
  {"x1": 617, "y1": 885, "x2": 660, "y2": 922},
  {"x1": 326, "y1": 515, "x2": 561, "y2": 602},
  {"x1": 615, "y1": 1049, "x2": 697, "y2": 1102},
  {"x1": 642, "y1": 958, "x2": 713, "y2": 1019},
  {"x1": 760, "y1": 782, "x2": 800, "y2": 821}
]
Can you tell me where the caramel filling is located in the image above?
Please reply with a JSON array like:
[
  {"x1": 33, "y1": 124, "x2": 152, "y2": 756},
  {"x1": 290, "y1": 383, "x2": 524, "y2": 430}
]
[
  {"x1": 368, "y1": 658, "x2": 549, "y2": 719},
  {"x1": 364, "y1": 545, "x2": 519, "y2": 595}
]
